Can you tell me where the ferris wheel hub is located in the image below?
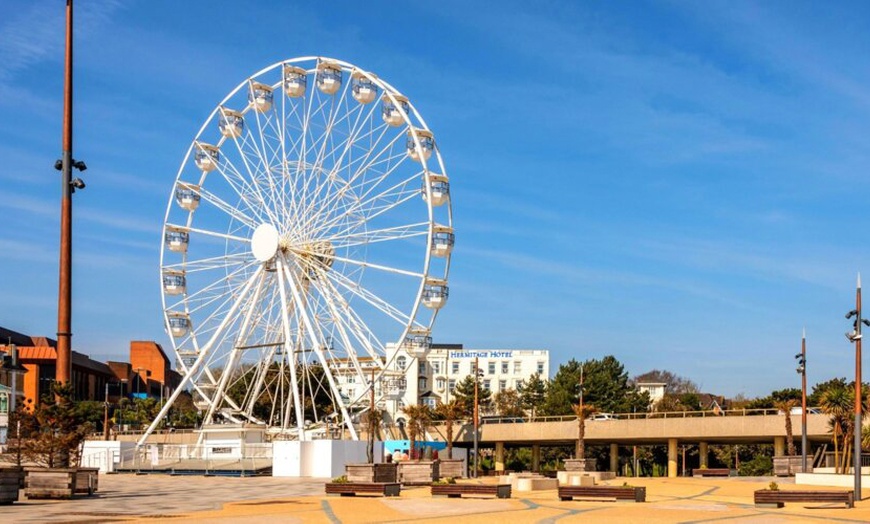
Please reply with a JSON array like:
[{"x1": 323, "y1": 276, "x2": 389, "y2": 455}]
[{"x1": 251, "y1": 223, "x2": 280, "y2": 262}]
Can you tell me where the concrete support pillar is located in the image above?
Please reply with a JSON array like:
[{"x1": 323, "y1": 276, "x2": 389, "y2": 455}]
[
  {"x1": 668, "y1": 438, "x2": 678, "y2": 478},
  {"x1": 495, "y1": 441, "x2": 505, "y2": 472},
  {"x1": 774, "y1": 436, "x2": 785, "y2": 457},
  {"x1": 610, "y1": 443, "x2": 619, "y2": 473},
  {"x1": 699, "y1": 442, "x2": 709, "y2": 469},
  {"x1": 532, "y1": 444, "x2": 541, "y2": 472}
]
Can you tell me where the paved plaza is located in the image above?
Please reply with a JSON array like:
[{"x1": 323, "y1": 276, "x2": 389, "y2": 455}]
[{"x1": 5, "y1": 474, "x2": 870, "y2": 523}]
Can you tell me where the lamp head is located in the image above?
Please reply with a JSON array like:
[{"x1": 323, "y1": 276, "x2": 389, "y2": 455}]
[{"x1": 847, "y1": 310, "x2": 858, "y2": 319}]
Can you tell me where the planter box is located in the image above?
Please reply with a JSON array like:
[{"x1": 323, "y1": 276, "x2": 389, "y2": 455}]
[
  {"x1": 0, "y1": 468, "x2": 21, "y2": 505},
  {"x1": 24, "y1": 468, "x2": 98, "y2": 499},
  {"x1": 345, "y1": 463, "x2": 398, "y2": 483},
  {"x1": 431, "y1": 483, "x2": 511, "y2": 499},
  {"x1": 325, "y1": 482, "x2": 401, "y2": 497},
  {"x1": 773, "y1": 456, "x2": 811, "y2": 476},
  {"x1": 439, "y1": 459, "x2": 465, "y2": 479},
  {"x1": 754, "y1": 489, "x2": 852, "y2": 508},
  {"x1": 558, "y1": 485, "x2": 646, "y2": 503},
  {"x1": 398, "y1": 461, "x2": 440, "y2": 485},
  {"x1": 564, "y1": 458, "x2": 597, "y2": 472}
]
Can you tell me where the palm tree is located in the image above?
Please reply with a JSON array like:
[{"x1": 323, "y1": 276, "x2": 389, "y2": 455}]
[
  {"x1": 773, "y1": 399, "x2": 798, "y2": 456},
  {"x1": 403, "y1": 404, "x2": 433, "y2": 460},
  {"x1": 820, "y1": 386, "x2": 853, "y2": 474},
  {"x1": 572, "y1": 403, "x2": 598, "y2": 460},
  {"x1": 433, "y1": 400, "x2": 464, "y2": 459}
]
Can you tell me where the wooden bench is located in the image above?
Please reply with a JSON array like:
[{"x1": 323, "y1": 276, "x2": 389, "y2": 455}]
[
  {"x1": 324, "y1": 482, "x2": 400, "y2": 497},
  {"x1": 431, "y1": 484, "x2": 511, "y2": 499},
  {"x1": 558, "y1": 486, "x2": 646, "y2": 503},
  {"x1": 693, "y1": 468, "x2": 732, "y2": 477},
  {"x1": 754, "y1": 489, "x2": 853, "y2": 509}
]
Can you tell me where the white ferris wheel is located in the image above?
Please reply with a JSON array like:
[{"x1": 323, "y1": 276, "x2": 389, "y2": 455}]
[{"x1": 141, "y1": 57, "x2": 453, "y2": 441}]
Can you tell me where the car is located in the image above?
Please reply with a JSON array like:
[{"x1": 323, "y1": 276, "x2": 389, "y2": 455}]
[
  {"x1": 587, "y1": 413, "x2": 618, "y2": 421},
  {"x1": 777, "y1": 407, "x2": 821, "y2": 415}
]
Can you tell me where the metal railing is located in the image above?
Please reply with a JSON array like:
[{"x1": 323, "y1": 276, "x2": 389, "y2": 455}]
[
  {"x1": 118, "y1": 443, "x2": 273, "y2": 476},
  {"x1": 474, "y1": 407, "x2": 826, "y2": 424}
]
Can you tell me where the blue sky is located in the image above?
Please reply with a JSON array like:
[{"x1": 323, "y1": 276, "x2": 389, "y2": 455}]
[{"x1": 1, "y1": 0, "x2": 869, "y2": 398}]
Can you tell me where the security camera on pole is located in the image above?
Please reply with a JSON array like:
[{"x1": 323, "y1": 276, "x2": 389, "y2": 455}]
[
  {"x1": 795, "y1": 331, "x2": 807, "y2": 473},
  {"x1": 845, "y1": 274, "x2": 869, "y2": 499}
]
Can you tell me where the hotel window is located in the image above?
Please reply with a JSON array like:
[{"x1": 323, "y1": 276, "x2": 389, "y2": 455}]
[
  {"x1": 452, "y1": 361, "x2": 460, "y2": 374},
  {"x1": 432, "y1": 361, "x2": 441, "y2": 374},
  {"x1": 397, "y1": 356, "x2": 407, "y2": 370},
  {"x1": 419, "y1": 378, "x2": 427, "y2": 390},
  {"x1": 516, "y1": 380, "x2": 523, "y2": 391},
  {"x1": 537, "y1": 361, "x2": 544, "y2": 375},
  {"x1": 448, "y1": 379, "x2": 456, "y2": 391},
  {"x1": 347, "y1": 388, "x2": 354, "y2": 398},
  {"x1": 419, "y1": 362, "x2": 426, "y2": 374},
  {"x1": 436, "y1": 378, "x2": 446, "y2": 390},
  {"x1": 347, "y1": 375, "x2": 355, "y2": 383},
  {"x1": 499, "y1": 380, "x2": 506, "y2": 392},
  {"x1": 470, "y1": 362, "x2": 476, "y2": 375},
  {"x1": 501, "y1": 361, "x2": 509, "y2": 374},
  {"x1": 514, "y1": 361, "x2": 522, "y2": 374},
  {"x1": 483, "y1": 379, "x2": 491, "y2": 390},
  {"x1": 488, "y1": 362, "x2": 495, "y2": 375}
]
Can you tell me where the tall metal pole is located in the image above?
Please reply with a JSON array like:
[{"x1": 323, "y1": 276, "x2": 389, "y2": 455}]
[
  {"x1": 473, "y1": 357, "x2": 479, "y2": 478},
  {"x1": 855, "y1": 274, "x2": 863, "y2": 497},
  {"x1": 368, "y1": 367, "x2": 375, "y2": 463},
  {"x1": 56, "y1": 0, "x2": 75, "y2": 385},
  {"x1": 103, "y1": 382, "x2": 110, "y2": 441},
  {"x1": 800, "y1": 330, "x2": 807, "y2": 474}
]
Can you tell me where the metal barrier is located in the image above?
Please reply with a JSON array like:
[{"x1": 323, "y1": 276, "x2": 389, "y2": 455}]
[{"x1": 118, "y1": 443, "x2": 273, "y2": 476}]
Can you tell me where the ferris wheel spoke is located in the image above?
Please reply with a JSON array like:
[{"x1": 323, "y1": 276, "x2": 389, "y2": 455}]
[
  {"x1": 196, "y1": 186, "x2": 260, "y2": 229},
  {"x1": 280, "y1": 253, "x2": 357, "y2": 438},
  {"x1": 222, "y1": 127, "x2": 283, "y2": 226},
  {"x1": 327, "y1": 222, "x2": 430, "y2": 250},
  {"x1": 313, "y1": 270, "x2": 384, "y2": 364},
  {"x1": 299, "y1": 129, "x2": 405, "y2": 235},
  {"x1": 164, "y1": 251, "x2": 250, "y2": 273},
  {"x1": 323, "y1": 265, "x2": 414, "y2": 327},
  {"x1": 317, "y1": 181, "x2": 422, "y2": 241},
  {"x1": 166, "y1": 223, "x2": 250, "y2": 245}
]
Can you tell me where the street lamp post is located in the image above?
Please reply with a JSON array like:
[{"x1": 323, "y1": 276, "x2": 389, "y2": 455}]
[
  {"x1": 846, "y1": 274, "x2": 869, "y2": 498},
  {"x1": 119, "y1": 379, "x2": 127, "y2": 432},
  {"x1": 472, "y1": 357, "x2": 483, "y2": 478},
  {"x1": 2, "y1": 338, "x2": 27, "y2": 413},
  {"x1": 56, "y1": 0, "x2": 87, "y2": 387},
  {"x1": 795, "y1": 330, "x2": 807, "y2": 473},
  {"x1": 103, "y1": 382, "x2": 110, "y2": 440}
]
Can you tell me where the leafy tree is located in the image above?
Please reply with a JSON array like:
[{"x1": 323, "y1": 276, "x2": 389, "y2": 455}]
[
  {"x1": 746, "y1": 388, "x2": 801, "y2": 410},
  {"x1": 520, "y1": 373, "x2": 547, "y2": 421},
  {"x1": 809, "y1": 378, "x2": 848, "y2": 406},
  {"x1": 572, "y1": 403, "x2": 598, "y2": 459},
  {"x1": 452, "y1": 374, "x2": 491, "y2": 417},
  {"x1": 16, "y1": 382, "x2": 94, "y2": 468},
  {"x1": 493, "y1": 390, "x2": 525, "y2": 417},
  {"x1": 403, "y1": 403, "x2": 433, "y2": 459},
  {"x1": 772, "y1": 399, "x2": 798, "y2": 456},
  {"x1": 433, "y1": 400, "x2": 464, "y2": 458},
  {"x1": 633, "y1": 369, "x2": 699, "y2": 394},
  {"x1": 820, "y1": 383, "x2": 852, "y2": 473},
  {"x1": 543, "y1": 357, "x2": 649, "y2": 416}
]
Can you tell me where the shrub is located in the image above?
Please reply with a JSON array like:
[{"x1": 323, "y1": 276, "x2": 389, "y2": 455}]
[
  {"x1": 768, "y1": 481, "x2": 779, "y2": 491},
  {"x1": 331, "y1": 475, "x2": 349, "y2": 484}
]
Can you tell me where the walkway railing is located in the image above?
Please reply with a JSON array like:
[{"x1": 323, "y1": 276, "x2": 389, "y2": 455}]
[{"x1": 476, "y1": 407, "x2": 825, "y2": 424}]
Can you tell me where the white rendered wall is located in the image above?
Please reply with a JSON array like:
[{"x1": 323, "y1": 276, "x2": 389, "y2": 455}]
[
  {"x1": 272, "y1": 441, "x2": 302, "y2": 477},
  {"x1": 81, "y1": 441, "x2": 135, "y2": 473}
]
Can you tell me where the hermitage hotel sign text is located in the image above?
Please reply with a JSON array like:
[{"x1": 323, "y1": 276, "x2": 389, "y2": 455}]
[{"x1": 449, "y1": 350, "x2": 513, "y2": 359}]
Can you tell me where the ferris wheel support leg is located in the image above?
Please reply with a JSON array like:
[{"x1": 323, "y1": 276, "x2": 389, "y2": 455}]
[
  {"x1": 276, "y1": 255, "x2": 306, "y2": 438},
  {"x1": 138, "y1": 266, "x2": 264, "y2": 447},
  {"x1": 203, "y1": 271, "x2": 266, "y2": 425},
  {"x1": 284, "y1": 263, "x2": 358, "y2": 440}
]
